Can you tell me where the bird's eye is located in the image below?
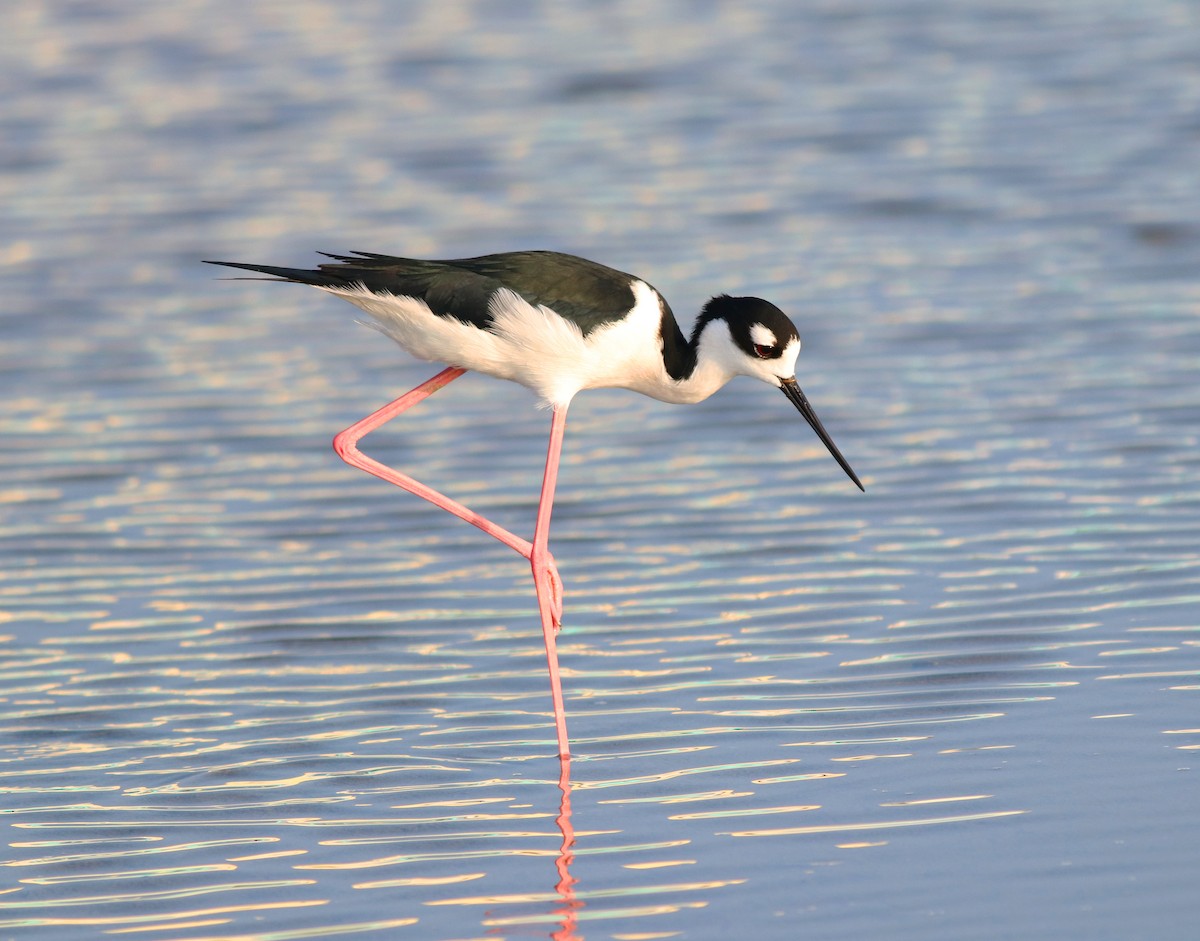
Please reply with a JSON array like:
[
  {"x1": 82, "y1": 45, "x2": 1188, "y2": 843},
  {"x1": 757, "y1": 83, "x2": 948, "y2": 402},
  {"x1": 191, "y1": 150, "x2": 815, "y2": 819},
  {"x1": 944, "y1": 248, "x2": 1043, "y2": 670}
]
[{"x1": 753, "y1": 344, "x2": 772, "y2": 359}]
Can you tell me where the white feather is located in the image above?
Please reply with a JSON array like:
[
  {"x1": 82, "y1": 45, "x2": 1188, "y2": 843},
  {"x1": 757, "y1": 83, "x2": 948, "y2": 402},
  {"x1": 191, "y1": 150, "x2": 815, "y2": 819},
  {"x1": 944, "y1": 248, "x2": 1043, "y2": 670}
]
[{"x1": 750, "y1": 323, "x2": 777, "y2": 347}]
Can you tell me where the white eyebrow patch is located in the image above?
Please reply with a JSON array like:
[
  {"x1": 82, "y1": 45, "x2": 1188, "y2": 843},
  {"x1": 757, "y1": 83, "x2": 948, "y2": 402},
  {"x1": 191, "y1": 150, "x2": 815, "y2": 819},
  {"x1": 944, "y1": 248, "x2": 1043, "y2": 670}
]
[{"x1": 750, "y1": 323, "x2": 777, "y2": 347}]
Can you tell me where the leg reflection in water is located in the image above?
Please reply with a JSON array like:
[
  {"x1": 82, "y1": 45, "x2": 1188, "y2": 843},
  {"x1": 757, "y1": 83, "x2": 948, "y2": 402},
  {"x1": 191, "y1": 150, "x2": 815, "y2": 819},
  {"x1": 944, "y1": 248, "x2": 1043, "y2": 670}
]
[{"x1": 552, "y1": 755, "x2": 580, "y2": 941}]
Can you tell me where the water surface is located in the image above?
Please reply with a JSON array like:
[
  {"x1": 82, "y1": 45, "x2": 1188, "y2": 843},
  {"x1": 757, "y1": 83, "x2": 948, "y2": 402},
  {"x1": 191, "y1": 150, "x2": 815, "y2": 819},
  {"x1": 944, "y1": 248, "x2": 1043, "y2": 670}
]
[{"x1": 2, "y1": 2, "x2": 1198, "y2": 939}]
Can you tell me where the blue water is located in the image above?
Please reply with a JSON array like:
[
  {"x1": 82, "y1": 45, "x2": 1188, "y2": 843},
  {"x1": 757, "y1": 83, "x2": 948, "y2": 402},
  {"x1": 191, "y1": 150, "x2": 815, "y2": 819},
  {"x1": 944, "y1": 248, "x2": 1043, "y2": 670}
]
[{"x1": 2, "y1": 2, "x2": 1199, "y2": 939}]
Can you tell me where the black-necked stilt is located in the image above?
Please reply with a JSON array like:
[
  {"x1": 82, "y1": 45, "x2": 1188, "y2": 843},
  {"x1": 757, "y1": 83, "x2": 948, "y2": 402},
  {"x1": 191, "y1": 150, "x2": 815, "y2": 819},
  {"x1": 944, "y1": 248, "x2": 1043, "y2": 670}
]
[{"x1": 207, "y1": 250, "x2": 863, "y2": 758}]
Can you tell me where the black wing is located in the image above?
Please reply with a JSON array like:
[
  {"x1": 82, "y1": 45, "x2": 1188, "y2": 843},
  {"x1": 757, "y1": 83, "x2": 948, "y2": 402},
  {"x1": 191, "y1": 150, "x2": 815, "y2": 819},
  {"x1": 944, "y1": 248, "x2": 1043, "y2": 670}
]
[{"x1": 205, "y1": 250, "x2": 651, "y2": 336}]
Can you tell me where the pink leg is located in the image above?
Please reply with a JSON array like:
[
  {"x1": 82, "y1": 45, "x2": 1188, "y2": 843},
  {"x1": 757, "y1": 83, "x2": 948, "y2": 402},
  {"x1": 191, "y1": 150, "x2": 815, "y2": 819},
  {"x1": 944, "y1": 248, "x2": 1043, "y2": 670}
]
[
  {"x1": 534, "y1": 406, "x2": 570, "y2": 758},
  {"x1": 333, "y1": 366, "x2": 570, "y2": 757}
]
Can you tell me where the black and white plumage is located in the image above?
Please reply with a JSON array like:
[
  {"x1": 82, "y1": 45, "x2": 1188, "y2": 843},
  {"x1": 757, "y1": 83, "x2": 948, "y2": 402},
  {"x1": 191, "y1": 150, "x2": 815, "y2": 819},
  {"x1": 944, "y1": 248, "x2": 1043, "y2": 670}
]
[{"x1": 205, "y1": 250, "x2": 863, "y2": 489}]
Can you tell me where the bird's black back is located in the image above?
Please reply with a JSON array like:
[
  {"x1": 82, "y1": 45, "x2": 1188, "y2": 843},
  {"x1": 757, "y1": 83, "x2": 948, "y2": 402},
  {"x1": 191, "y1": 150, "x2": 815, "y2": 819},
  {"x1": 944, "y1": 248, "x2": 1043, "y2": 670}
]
[{"x1": 207, "y1": 250, "x2": 666, "y2": 337}]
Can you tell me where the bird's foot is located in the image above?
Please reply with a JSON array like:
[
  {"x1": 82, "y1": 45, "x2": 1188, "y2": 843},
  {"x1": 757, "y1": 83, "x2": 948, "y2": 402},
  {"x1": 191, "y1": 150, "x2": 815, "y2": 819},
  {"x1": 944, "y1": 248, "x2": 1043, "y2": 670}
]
[{"x1": 531, "y1": 553, "x2": 564, "y2": 632}]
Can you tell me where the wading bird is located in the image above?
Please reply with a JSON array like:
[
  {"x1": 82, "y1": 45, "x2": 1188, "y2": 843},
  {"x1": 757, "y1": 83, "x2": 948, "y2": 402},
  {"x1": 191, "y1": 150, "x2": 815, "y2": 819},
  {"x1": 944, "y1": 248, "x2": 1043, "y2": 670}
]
[{"x1": 207, "y1": 250, "x2": 863, "y2": 757}]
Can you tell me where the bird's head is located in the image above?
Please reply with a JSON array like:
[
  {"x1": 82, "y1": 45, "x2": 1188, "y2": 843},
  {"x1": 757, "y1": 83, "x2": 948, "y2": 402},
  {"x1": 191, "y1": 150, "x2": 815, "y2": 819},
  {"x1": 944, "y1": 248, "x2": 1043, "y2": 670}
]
[{"x1": 695, "y1": 295, "x2": 864, "y2": 491}]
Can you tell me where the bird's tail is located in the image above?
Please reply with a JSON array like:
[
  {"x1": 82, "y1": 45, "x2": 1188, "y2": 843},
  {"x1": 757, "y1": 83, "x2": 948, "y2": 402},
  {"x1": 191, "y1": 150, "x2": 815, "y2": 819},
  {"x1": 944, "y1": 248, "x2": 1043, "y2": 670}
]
[{"x1": 202, "y1": 259, "x2": 348, "y2": 287}]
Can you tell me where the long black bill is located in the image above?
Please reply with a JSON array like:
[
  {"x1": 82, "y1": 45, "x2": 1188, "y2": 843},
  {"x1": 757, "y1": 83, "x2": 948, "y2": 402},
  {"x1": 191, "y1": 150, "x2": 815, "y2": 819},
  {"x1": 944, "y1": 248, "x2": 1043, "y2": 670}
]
[{"x1": 779, "y1": 379, "x2": 864, "y2": 491}]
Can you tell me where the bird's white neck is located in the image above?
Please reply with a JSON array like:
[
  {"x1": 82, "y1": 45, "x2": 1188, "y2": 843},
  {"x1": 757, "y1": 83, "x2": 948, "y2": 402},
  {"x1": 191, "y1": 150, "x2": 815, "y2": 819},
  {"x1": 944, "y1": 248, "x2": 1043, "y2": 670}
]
[{"x1": 646, "y1": 332, "x2": 739, "y2": 404}]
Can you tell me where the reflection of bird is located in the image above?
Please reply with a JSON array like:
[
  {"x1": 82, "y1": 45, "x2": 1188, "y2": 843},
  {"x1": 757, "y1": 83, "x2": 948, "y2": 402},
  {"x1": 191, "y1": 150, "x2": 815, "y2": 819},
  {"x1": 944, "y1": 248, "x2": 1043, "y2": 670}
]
[{"x1": 207, "y1": 250, "x2": 864, "y2": 757}]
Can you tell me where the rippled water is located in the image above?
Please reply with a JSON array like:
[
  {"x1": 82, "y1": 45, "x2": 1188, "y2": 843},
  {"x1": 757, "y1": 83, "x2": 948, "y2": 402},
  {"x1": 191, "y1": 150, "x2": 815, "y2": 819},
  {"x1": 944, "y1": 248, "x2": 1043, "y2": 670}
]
[{"x1": 3, "y1": 2, "x2": 1199, "y2": 939}]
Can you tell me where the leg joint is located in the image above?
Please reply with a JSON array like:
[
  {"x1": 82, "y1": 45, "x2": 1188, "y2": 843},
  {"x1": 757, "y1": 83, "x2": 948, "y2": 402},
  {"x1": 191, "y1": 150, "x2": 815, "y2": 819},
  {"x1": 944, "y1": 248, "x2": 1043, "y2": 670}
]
[{"x1": 332, "y1": 429, "x2": 359, "y2": 462}]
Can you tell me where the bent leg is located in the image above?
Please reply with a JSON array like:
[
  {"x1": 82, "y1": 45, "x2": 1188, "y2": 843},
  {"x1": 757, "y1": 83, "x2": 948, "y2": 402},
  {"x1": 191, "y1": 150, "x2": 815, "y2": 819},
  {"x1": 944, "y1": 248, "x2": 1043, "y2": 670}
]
[{"x1": 334, "y1": 366, "x2": 535, "y2": 559}]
